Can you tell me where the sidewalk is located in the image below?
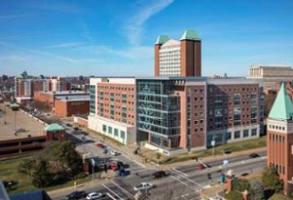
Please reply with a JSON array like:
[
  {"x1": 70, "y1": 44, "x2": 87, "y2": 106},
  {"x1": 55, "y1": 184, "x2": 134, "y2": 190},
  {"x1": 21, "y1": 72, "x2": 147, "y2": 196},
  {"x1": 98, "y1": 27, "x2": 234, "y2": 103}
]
[{"x1": 163, "y1": 147, "x2": 266, "y2": 169}]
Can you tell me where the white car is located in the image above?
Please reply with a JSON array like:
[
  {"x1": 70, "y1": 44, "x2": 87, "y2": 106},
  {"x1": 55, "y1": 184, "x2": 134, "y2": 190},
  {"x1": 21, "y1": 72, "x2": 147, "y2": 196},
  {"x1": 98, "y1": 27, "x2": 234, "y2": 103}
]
[
  {"x1": 110, "y1": 150, "x2": 120, "y2": 156},
  {"x1": 86, "y1": 192, "x2": 104, "y2": 200},
  {"x1": 133, "y1": 182, "x2": 153, "y2": 191}
]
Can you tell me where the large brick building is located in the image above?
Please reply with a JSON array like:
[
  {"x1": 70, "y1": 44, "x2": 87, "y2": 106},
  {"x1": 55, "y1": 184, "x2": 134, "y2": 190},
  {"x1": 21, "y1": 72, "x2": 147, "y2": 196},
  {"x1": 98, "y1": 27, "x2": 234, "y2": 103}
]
[
  {"x1": 34, "y1": 91, "x2": 89, "y2": 116},
  {"x1": 88, "y1": 78, "x2": 136, "y2": 145},
  {"x1": 267, "y1": 83, "x2": 293, "y2": 195},
  {"x1": 154, "y1": 30, "x2": 201, "y2": 77},
  {"x1": 88, "y1": 76, "x2": 264, "y2": 154}
]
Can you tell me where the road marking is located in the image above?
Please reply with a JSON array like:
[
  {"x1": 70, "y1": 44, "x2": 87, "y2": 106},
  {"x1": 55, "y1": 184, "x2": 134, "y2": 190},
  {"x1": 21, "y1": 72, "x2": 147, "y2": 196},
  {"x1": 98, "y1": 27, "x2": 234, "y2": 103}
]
[
  {"x1": 103, "y1": 184, "x2": 124, "y2": 200},
  {"x1": 172, "y1": 167, "x2": 188, "y2": 177},
  {"x1": 106, "y1": 192, "x2": 118, "y2": 200},
  {"x1": 169, "y1": 169, "x2": 201, "y2": 187},
  {"x1": 111, "y1": 180, "x2": 134, "y2": 198},
  {"x1": 170, "y1": 175, "x2": 188, "y2": 186}
]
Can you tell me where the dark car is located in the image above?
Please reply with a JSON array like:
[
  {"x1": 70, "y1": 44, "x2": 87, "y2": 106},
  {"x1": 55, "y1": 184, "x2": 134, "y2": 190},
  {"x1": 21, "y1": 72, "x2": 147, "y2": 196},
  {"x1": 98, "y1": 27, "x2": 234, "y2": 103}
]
[
  {"x1": 65, "y1": 191, "x2": 87, "y2": 200},
  {"x1": 224, "y1": 149, "x2": 232, "y2": 154},
  {"x1": 249, "y1": 153, "x2": 260, "y2": 158},
  {"x1": 153, "y1": 170, "x2": 168, "y2": 179}
]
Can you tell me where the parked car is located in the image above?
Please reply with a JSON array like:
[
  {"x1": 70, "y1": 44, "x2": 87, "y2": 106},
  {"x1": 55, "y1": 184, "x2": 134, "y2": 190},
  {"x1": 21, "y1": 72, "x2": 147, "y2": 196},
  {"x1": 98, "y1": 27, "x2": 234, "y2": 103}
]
[
  {"x1": 65, "y1": 191, "x2": 87, "y2": 200},
  {"x1": 86, "y1": 192, "x2": 104, "y2": 200},
  {"x1": 196, "y1": 163, "x2": 206, "y2": 170},
  {"x1": 224, "y1": 149, "x2": 232, "y2": 154},
  {"x1": 133, "y1": 182, "x2": 154, "y2": 192},
  {"x1": 249, "y1": 153, "x2": 260, "y2": 158},
  {"x1": 96, "y1": 143, "x2": 106, "y2": 149},
  {"x1": 153, "y1": 170, "x2": 168, "y2": 179},
  {"x1": 110, "y1": 150, "x2": 120, "y2": 156}
]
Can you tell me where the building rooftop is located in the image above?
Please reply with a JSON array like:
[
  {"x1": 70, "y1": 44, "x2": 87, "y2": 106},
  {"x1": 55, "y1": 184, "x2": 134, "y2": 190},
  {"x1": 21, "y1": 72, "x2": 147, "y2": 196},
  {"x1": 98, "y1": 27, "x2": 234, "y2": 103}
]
[
  {"x1": 155, "y1": 35, "x2": 169, "y2": 45},
  {"x1": 0, "y1": 103, "x2": 45, "y2": 141},
  {"x1": 269, "y1": 83, "x2": 293, "y2": 120},
  {"x1": 180, "y1": 29, "x2": 200, "y2": 41},
  {"x1": 250, "y1": 64, "x2": 292, "y2": 69},
  {"x1": 56, "y1": 95, "x2": 90, "y2": 102},
  {"x1": 10, "y1": 190, "x2": 52, "y2": 200}
]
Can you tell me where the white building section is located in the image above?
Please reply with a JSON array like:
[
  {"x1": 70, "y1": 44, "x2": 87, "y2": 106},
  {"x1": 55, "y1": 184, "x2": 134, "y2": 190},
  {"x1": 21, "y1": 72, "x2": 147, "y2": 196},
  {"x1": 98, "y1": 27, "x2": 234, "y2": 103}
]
[
  {"x1": 159, "y1": 39, "x2": 181, "y2": 76},
  {"x1": 88, "y1": 115, "x2": 136, "y2": 145}
]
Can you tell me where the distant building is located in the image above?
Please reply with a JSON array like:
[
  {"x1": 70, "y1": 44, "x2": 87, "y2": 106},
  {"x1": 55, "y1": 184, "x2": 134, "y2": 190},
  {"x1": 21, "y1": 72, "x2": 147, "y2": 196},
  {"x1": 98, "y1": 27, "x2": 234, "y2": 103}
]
[
  {"x1": 14, "y1": 77, "x2": 70, "y2": 103},
  {"x1": 54, "y1": 95, "x2": 90, "y2": 117},
  {"x1": 248, "y1": 64, "x2": 293, "y2": 93},
  {"x1": 154, "y1": 30, "x2": 201, "y2": 77},
  {"x1": 267, "y1": 83, "x2": 293, "y2": 195},
  {"x1": 33, "y1": 91, "x2": 89, "y2": 116}
]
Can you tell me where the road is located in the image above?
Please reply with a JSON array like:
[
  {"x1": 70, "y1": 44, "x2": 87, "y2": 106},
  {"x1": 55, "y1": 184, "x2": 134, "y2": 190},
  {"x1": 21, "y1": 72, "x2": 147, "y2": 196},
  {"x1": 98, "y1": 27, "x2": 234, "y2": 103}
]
[{"x1": 51, "y1": 133, "x2": 266, "y2": 200}]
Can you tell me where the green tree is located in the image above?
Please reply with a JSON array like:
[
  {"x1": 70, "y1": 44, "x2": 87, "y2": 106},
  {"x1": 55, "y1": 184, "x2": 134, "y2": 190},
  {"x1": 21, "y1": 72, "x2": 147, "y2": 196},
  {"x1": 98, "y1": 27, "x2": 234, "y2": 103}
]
[
  {"x1": 32, "y1": 160, "x2": 52, "y2": 187},
  {"x1": 250, "y1": 180, "x2": 265, "y2": 200},
  {"x1": 18, "y1": 158, "x2": 36, "y2": 176},
  {"x1": 21, "y1": 71, "x2": 28, "y2": 78},
  {"x1": 233, "y1": 178, "x2": 251, "y2": 192},
  {"x1": 262, "y1": 167, "x2": 283, "y2": 192}
]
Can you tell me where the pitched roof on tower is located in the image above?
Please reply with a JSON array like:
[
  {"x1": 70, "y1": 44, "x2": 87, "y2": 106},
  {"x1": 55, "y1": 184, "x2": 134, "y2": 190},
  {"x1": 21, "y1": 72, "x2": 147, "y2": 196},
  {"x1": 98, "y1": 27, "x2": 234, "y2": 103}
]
[
  {"x1": 155, "y1": 35, "x2": 169, "y2": 45},
  {"x1": 269, "y1": 83, "x2": 293, "y2": 120},
  {"x1": 180, "y1": 29, "x2": 200, "y2": 41}
]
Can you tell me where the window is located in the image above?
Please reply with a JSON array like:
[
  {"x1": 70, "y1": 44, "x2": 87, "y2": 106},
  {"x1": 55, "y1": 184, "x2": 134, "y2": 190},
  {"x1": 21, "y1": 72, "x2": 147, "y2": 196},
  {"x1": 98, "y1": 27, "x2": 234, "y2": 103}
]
[
  {"x1": 120, "y1": 131, "x2": 125, "y2": 139},
  {"x1": 234, "y1": 131, "x2": 240, "y2": 139},
  {"x1": 108, "y1": 126, "x2": 112, "y2": 134},
  {"x1": 114, "y1": 128, "x2": 119, "y2": 136},
  {"x1": 103, "y1": 124, "x2": 107, "y2": 132},
  {"x1": 251, "y1": 128, "x2": 257, "y2": 136},
  {"x1": 226, "y1": 132, "x2": 231, "y2": 140},
  {"x1": 243, "y1": 129, "x2": 249, "y2": 137}
]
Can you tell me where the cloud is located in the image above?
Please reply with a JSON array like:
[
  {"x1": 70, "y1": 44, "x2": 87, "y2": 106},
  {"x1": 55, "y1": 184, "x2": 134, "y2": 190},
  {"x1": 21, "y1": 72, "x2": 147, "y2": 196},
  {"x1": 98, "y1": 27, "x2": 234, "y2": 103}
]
[
  {"x1": 45, "y1": 42, "x2": 85, "y2": 49},
  {"x1": 29, "y1": 0, "x2": 80, "y2": 14},
  {"x1": 0, "y1": 14, "x2": 32, "y2": 20},
  {"x1": 123, "y1": 0, "x2": 174, "y2": 45}
]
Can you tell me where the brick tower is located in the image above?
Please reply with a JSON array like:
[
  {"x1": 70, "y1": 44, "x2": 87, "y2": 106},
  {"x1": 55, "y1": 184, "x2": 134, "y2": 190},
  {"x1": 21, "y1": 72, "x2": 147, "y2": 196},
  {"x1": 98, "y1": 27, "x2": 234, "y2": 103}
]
[{"x1": 267, "y1": 83, "x2": 293, "y2": 195}]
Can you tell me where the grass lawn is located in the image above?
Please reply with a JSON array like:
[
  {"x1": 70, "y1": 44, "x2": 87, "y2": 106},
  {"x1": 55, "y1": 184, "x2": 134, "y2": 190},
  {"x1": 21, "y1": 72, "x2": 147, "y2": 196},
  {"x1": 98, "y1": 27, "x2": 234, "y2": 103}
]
[
  {"x1": 0, "y1": 156, "x2": 36, "y2": 194},
  {"x1": 141, "y1": 136, "x2": 266, "y2": 164},
  {"x1": 269, "y1": 193, "x2": 293, "y2": 200},
  {"x1": 0, "y1": 155, "x2": 100, "y2": 195}
]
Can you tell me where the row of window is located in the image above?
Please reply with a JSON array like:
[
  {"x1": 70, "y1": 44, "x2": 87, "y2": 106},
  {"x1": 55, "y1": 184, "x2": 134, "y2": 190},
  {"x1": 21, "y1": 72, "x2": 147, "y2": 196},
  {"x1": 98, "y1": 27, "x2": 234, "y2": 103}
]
[
  {"x1": 102, "y1": 124, "x2": 126, "y2": 139},
  {"x1": 268, "y1": 124, "x2": 286, "y2": 131},
  {"x1": 269, "y1": 163, "x2": 285, "y2": 175},
  {"x1": 269, "y1": 133, "x2": 285, "y2": 143},
  {"x1": 226, "y1": 128, "x2": 257, "y2": 140},
  {"x1": 98, "y1": 86, "x2": 134, "y2": 91}
]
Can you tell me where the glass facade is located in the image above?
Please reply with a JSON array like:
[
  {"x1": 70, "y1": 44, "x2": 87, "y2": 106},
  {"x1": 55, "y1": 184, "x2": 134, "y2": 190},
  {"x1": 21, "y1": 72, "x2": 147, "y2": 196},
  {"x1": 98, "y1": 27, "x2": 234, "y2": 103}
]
[
  {"x1": 89, "y1": 85, "x2": 96, "y2": 114},
  {"x1": 137, "y1": 79, "x2": 181, "y2": 148}
]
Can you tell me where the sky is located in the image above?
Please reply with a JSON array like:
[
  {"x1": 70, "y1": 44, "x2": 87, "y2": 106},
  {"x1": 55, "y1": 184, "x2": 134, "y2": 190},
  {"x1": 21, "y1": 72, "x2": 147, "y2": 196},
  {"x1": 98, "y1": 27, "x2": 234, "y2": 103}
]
[{"x1": 0, "y1": 0, "x2": 293, "y2": 77}]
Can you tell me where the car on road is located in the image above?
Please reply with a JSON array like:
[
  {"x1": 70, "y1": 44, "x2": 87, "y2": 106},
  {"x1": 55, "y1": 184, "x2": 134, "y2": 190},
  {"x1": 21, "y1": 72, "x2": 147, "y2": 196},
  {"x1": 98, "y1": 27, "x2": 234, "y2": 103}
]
[
  {"x1": 196, "y1": 163, "x2": 206, "y2": 170},
  {"x1": 110, "y1": 150, "x2": 120, "y2": 156},
  {"x1": 86, "y1": 192, "x2": 104, "y2": 200},
  {"x1": 96, "y1": 143, "x2": 106, "y2": 149},
  {"x1": 65, "y1": 191, "x2": 87, "y2": 200},
  {"x1": 249, "y1": 153, "x2": 260, "y2": 158},
  {"x1": 224, "y1": 149, "x2": 232, "y2": 154},
  {"x1": 133, "y1": 182, "x2": 154, "y2": 191},
  {"x1": 153, "y1": 170, "x2": 168, "y2": 179}
]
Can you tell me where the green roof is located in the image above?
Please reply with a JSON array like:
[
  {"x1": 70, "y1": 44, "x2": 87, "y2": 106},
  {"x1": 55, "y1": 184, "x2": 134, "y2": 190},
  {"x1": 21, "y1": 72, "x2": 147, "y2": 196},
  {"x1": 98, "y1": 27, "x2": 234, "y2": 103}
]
[
  {"x1": 269, "y1": 83, "x2": 293, "y2": 120},
  {"x1": 45, "y1": 123, "x2": 65, "y2": 132},
  {"x1": 155, "y1": 35, "x2": 169, "y2": 45},
  {"x1": 180, "y1": 29, "x2": 200, "y2": 41}
]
